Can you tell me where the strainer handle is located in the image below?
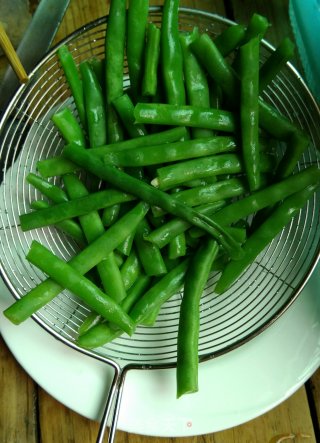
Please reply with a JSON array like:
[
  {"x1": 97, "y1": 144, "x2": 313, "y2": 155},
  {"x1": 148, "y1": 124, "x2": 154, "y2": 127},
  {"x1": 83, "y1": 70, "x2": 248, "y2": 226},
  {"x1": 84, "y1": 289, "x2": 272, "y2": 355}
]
[{"x1": 96, "y1": 365, "x2": 127, "y2": 443}]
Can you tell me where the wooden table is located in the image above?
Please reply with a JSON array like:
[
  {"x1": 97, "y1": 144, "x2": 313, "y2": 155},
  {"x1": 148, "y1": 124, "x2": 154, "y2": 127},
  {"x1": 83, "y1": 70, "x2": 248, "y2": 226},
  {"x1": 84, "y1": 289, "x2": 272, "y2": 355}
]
[{"x1": 1, "y1": 0, "x2": 319, "y2": 442}]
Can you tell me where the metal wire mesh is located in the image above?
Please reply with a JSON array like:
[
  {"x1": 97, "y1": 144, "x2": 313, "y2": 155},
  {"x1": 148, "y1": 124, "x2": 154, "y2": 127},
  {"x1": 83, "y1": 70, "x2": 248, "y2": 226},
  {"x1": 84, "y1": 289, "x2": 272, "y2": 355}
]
[{"x1": 0, "y1": 9, "x2": 319, "y2": 368}]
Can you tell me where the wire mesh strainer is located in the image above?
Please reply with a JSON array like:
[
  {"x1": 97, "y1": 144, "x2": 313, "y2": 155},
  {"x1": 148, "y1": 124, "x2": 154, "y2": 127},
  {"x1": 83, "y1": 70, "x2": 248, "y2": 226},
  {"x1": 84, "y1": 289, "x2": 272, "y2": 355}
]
[{"x1": 0, "y1": 7, "x2": 320, "y2": 443}]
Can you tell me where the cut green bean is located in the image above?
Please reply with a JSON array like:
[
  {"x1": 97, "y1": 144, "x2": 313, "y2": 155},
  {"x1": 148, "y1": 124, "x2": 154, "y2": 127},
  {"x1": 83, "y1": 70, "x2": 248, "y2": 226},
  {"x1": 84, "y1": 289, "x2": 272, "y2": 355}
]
[
  {"x1": 142, "y1": 23, "x2": 161, "y2": 97},
  {"x1": 52, "y1": 107, "x2": 86, "y2": 147},
  {"x1": 30, "y1": 200, "x2": 86, "y2": 246},
  {"x1": 214, "y1": 24, "x2": 246, "y2": 57},
  {"x1": 20, "y1": 188, "x2": 136, "y2": 231},
  {"x1": 105, "y1": 0, "x2": 126, "y2": 142},
  {"x1": 27, "y1": 173, "x2": 68, "y2": 203},
  {"x1": 103, "y1": 136, "x2": 237, "y2": 167},
  {"x1": 127, "y1": 0, "x2": 149, "y2": 100},
  {"x1": 177, "y1": 239, "x2": 219, "y2": 397},
  {"x1": 134, "y1": 218, "x2": 167, "y2": 276},
  {"x1": 134, "y1": 103, "x2": 236, "y2": 132},
  {"x1": 57, "y1": 45, "x2": 86, "y2": 128},
  {"x1": 152, "y1": 154, "x2": 246, "y2": 190},
  {"x1": 259, "y1": 37, "x2": 295, "y2": 92},
  {"x1": 26, "y1": 241, "x2": 134, "y2": 335},
  {"x1": 113, "y1": 93, "x2": 147, "y2": 138},
  {"x1": 80, "y1": 61, "x2": 107, "y2": 148},
  {"x1": 239, "y1": 37, "x2": 260, "y2": 192},
  {"x1": 120, "y1": 247, "x2": 141, "y2": 291}
]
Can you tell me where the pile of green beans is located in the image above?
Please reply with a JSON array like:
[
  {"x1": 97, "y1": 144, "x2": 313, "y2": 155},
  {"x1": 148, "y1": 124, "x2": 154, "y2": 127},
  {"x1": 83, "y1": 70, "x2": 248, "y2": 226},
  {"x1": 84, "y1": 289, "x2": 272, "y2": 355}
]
[{"x1": 4, "y1": 0, "x2": 319, "y2": 400}]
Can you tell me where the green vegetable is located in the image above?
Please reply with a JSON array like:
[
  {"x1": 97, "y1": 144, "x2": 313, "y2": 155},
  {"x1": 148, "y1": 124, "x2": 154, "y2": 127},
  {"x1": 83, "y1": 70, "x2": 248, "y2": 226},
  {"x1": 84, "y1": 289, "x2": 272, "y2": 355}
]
[
  {"x1": 26, "y1": 241, "x2": 134, "y2": 335},
  {"x1": 142, "y1": 23, "x2": 161, "y2": 97},
  {"x1": 177, "y1": 239, "x2": 219, "y2": 398}
]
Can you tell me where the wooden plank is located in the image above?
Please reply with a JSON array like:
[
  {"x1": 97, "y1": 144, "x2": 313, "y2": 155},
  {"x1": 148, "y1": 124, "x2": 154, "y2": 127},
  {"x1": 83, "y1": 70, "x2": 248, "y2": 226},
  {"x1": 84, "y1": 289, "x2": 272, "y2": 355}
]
[{"x1": 0, "y1": 337, "x2": 38, "y2": 443}]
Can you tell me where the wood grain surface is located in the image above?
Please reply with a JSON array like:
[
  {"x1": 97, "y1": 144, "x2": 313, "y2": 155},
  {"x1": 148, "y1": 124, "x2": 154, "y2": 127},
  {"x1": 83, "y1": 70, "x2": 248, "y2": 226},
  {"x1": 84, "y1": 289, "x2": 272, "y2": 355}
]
[{"x1": 0, "y1": 1, "x2": 319, "y2": 442}]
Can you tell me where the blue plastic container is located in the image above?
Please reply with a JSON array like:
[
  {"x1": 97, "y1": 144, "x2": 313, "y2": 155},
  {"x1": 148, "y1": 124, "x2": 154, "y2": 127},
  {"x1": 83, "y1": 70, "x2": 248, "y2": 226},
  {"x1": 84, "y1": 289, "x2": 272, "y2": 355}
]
[{"x1": 289, "y1": 0, "x2": 320, "y2": 102}]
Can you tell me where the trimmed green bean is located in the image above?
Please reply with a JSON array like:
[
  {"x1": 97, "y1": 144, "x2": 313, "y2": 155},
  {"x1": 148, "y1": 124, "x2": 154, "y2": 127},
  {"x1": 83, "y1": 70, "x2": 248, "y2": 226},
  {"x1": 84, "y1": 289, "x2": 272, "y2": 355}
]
[
  {"x1": 30, "y1": 200, "x2": 86, "y2": 246},
  {"x1": 20, "y1": 188, "x2": 136, "y2": 231},
  {"x1": 177, "y1": 239, "x2": 219, "y2": 397},
  {"x1": 105, "y1": 0, "x2": 126, "y2": 142},
  {"x1": 27, "y1": 173, "x2": 68, "y2": 203},
  {"x1": 4, "y1": 201, "x2": 149, "y2": 324},
  {"x1": 152, "y1": 154, "x2": 246, "y2": 190},
  {"x1": 113, "y1": 93, "x2": 147, "y2": 138},
  {"x1": 26, "y1": 241, "x2": 134, "y2": 335},
  {"x1": 161, "y1": 0, "x2": 186, "y2": 105},
  {"x1": 80, "y1": 61, "x2": 107, "y2": 148},
  {"x1": 134, "y1": 103, "x2": 236, "y2": 132},
  {"x1": 103, "y1": 136, "x2": 237, "y2": 167},
  {"x1": 214, "y1": 24, "x2": 246, "y2": 57},
  {"x1": 259, "y1": 37, "x2": 295, "y2": 92},
  {"x1": 239, "y1": 37, "x2": 260, "y2": 192},
  {"x1": 57, "y1": 45, "x2": 86, "y2": 128},
  {"x1": 142, "y1": 23, "x2": 161, "y2": 97},
  {"x1": 127, "y1": 0, "x2": 149, "y2": 100},
  {"x1": 134, "y1": 218, "x2": 167, "y2": 276},
  {"x1": 52, "y1": 107, "x2": 85, "y2": 147},
  {"x1": 120, "y1": 248, "x2": 141, "y2": 291},
  {"x1": 180, "y1": 31, "x2": 213, "y2": 139}
]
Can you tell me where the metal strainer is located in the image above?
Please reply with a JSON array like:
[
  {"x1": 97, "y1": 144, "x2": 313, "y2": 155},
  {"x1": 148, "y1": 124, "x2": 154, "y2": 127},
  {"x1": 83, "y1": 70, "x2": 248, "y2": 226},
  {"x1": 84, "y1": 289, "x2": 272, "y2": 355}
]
[{"x1": 0, "y1": 7, "x2": 320, "y2": 443}]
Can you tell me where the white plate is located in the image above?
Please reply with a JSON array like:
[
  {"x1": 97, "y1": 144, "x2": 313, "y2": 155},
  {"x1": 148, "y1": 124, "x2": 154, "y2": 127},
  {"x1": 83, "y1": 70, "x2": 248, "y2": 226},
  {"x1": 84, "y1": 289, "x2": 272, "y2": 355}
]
[{"x1": 1, "y1": 264, "x2": 320, "y2": 438}]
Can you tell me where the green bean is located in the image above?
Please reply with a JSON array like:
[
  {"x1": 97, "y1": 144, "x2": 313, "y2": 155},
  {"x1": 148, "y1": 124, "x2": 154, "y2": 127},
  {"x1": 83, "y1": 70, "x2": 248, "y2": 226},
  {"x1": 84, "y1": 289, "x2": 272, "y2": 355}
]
[
  {"x1": 190, "y1": 32, "x2": 301, "y2": 141},
  {"x1": 214, "y1": 24, "x2": 246, "y2": 57},
  {"x1": 177, "y1": 239, "x2": 219, "y2": 397},
  {"x1": 152, "y1": 154, "x2": 246, "y2": 190},
  {"x1": 36, "y1": 127, "x2": 188, "y2": 178},
  {"x1": 37, "y1": 157, "x2": 80, "y2": 178},
  {"x1": 180, "y1": 31, "x2": 213, "y2": 139},
  {"x1": 63, "y1": 144, "x2": 243, "y2": 260},
  {"x1": 241, "y1": 13, "x2": 270, "y2": 44},
  {"x1": 30, "y1": 200, "x2": 86, "y2": 246},
  {"x1": 239, "y1": 37, "x2": 260, "y2": 192},
  {"x1": 101, "y1": 204, "x2": 120, "y2": 227},
  {"x1": 161, "y1": 0, "x2": 186, "y2": 105},
  {"x1": 275, "y1": 130, "x2": 310, "y2": 179},
  {"x1": 190, "y1": 33, "x2": 238, "y2": 103},
  {"x1": 4, "y1": 202, "x2": 149, "y2": 324},
  {"x1": 80, "y1": 61, "x2": 107, "y2": 147},
  {"x1": 134, "y1": 103, "x2": 236, "y2": 132},
  {"x1": 88, "y1": 57, "x2": 104, "y2": 89},
  {"x1": 142, "y1": 23, "x2": 161, "y2": 97},
  {"x1": 105, "y1": 0, "x2": 126, "y2": 142},
  {"x1": 20, "y1": 188, "x2": 136, "y2": 231},
  {"x1": 215, "y1": 184, "x2": 318, "y2": 293},
  {"x1": 171, "y1": 178, "x2": 246, "y2": 207},
  {"x1": 144, "y1": 201, "x2": 226, "y2": 248},
  {"x1": 26, "y1": 241, "x2": 134, "y2": 335},
  {"x1": 134, "y1": 218, "x2": 167, "y2": 276},
  {"x1": 57, "y1": 45, "x2": 86, "y2": 128},
  {"x1": 77, "y1": 274, "x2": 151, "y2": 348},
  {"x1": 127, "y1": 0, "x2": 149, "y2": 100},
  {"x1": 51, "y1": 107, "x2": 85, "y2": 147},
  {"x1": 189, "y1": 165, "x2": 320, "y2": 238},
  {"x1": 113, "y1": 93, "x2": 147, "y2": 138},
  {"x1": 259, "y1": 37, "x2": 295, "y2": 92},
  {"x1": 120, "y1": 247, "x2": 141, "y2": 291},
  {"x1": 78, "y1": 312, "x2": 102, "y2": 336},
  {"x1": 103, "y1": 136, "x2": 237, "y2": 167},
  {"x1": 27, "y1": 173, "x2": 68, "y2": 203}
]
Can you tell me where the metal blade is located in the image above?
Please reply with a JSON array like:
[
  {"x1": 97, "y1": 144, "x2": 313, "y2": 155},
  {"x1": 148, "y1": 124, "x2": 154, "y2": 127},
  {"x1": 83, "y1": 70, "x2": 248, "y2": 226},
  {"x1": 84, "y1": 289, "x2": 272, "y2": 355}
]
[{"x1": 0, "y1": 0, "x2": 70, "y2": 114}]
